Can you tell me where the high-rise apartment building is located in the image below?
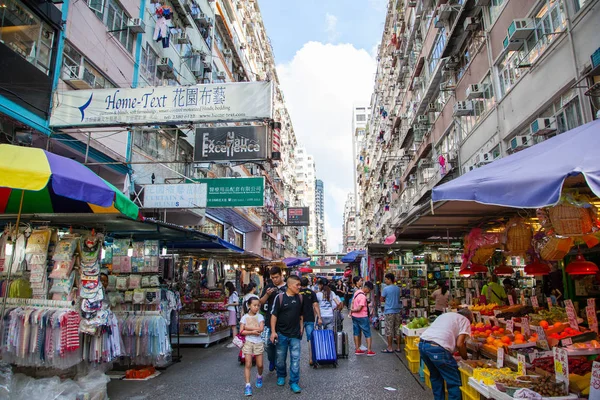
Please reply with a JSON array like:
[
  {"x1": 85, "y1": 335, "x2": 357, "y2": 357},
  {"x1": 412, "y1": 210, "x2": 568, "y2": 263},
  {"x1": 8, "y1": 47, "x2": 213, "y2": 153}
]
[
  {"x1": 295, "y1": 147, "x2": 319, "y2": 253},
  {"x1": 315, "y1": 179, "x2": 326, "y2": 252},
  {"x1": 343, "y1": 193, "x2": 357, "y2": 252},
  {"x1": 357, "y1": 0, "x2": 600, "y2": 245},
  {"x1": 351, "y1": 105, "x2": 371, "y2": 245},
  {"x1": 0, "y1": 0, "x2": 307, "y2": 259}
]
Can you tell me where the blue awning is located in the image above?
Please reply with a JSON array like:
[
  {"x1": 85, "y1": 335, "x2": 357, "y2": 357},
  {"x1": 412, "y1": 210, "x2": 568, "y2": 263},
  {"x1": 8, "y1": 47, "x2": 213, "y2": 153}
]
[
  {"x1": 432, "y1": 119, "x2": 600, "y2": 208},
  {"x1": 341, "y1": 250, "x2": 366, "y2": 263},
  {"x1": 206, "y1": 208, "x2": 261, "y2": 233},
  {"x1": 168, "y1": 236, "x2": 244, "y2": 253}
]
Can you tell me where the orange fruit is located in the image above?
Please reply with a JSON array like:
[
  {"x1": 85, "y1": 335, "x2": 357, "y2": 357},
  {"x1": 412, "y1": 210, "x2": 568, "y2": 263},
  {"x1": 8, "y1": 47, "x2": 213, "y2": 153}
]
[
  {"x1": 540, "y1": 321, "x2": 549, "y2": 329},
  {"x1": 515, "y1": 333, "x2": 525, "y2": 341},
  {"x1": 501, "y1": 336, "x2": 511, "y2": 344},
  {"x1": 497, "y1": 328, "x2": 505, "y2": 334},
  {"x1": 554, "y1": 322, "x2": 563, "y2": 328},
  {"x1": 487, "y1": 336, "x2": 495, "y2": 344},
  {"x1": 515, "y1": 339, "x2": 525, "y2": 345},
  {"x1": 485, "y1": 330, "x2": 492, "y2": 335},
  {"x1": 494, "y1": 339, "x2": 504, "y2": 347}
]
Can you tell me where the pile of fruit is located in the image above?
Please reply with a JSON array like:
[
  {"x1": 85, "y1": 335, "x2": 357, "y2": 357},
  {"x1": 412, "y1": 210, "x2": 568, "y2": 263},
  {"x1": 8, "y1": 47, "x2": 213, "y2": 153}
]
[
  {"x1": 471, "y1": 322, "x2": 505, "y2": 339},
  {"x1": 497, "y1": 376, "x2": 567, "y2": 397},
  {"x1": 473, "y1": 367, "x2": 518, "y2": 385},
  {"x1": 406, "y1": 317, "x2": 429, "y2": 329},
  {"x1": 470, "y1": 303, "x2": 499, "y2": 316},
  {"x1": 530, "y1": 308, "x2": 568, "y2": 325},
  {"x1": 532, "y1": 356, "x2": 594, "y2": 376},
  {"x1": 567, "y1": 340, "x2": 600, "y2": 350},
  {"x1": 481, "y1": 330, "x2": 538, "y2": 351},
  {"x1": 547, "y1": 326, "x2": 583, "y2": 341}
]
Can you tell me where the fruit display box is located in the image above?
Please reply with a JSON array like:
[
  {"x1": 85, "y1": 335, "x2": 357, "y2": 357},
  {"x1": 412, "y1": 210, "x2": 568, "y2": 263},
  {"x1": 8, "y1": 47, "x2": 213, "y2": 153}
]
[{"x1": 402, "y1": 325, "x2": 428, "y2": 337}]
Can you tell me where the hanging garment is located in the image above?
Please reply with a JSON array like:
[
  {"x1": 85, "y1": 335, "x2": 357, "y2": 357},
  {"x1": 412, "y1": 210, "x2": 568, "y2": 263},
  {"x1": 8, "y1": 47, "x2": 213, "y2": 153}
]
[
  {"x1": 153, "y1": 16, "x2": 170, "y2": 48},
  {"x1": 439, "y1": 154, "x2": 447, "y2": 176},
  {"x1": 206, "y1": 259, "x2": 216, "y2": 288}
]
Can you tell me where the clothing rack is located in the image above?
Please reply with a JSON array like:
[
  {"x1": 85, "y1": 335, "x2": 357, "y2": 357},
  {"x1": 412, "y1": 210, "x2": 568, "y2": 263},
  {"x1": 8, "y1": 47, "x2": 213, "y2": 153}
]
[
  {"x1": 3, "y1": 298, "x2": 76, "y2": 309},
  {"x1": 114, "y1": 310, "x2": 162, "y2": 315}
]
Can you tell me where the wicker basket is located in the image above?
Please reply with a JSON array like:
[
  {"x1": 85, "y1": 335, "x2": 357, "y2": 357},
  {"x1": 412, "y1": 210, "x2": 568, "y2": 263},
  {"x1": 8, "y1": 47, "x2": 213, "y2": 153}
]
[
  {"x1": 539, "y1": 236, "x2": 574, "y2": 261},
  {"x1": 471, "y1": 246, "x2": 495, "y2": 264},
  {"x1": 506, "y1": 219, "x2": 532, "y2": 254},
  {"x1": 548, "y1": 204, "x2": 594, "y2": 236}
]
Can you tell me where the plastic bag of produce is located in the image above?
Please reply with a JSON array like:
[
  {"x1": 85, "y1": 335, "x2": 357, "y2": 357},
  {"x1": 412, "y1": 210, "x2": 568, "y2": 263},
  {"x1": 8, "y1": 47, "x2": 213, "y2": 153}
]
[
  {"x1": 76, "y1": 370, "x2": 110, "y2": 400},
  {"x1": 514, "y1": 388, "x2": 542, "y2": 399}
]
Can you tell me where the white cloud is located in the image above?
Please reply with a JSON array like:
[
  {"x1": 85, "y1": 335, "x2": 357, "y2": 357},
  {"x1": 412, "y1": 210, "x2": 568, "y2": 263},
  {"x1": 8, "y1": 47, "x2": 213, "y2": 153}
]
[
  {"x1": 277, "y1": 42, "x2": 376, "y2": 254},
  {"x1": 324, "y1": 13, "x2": 339, "y2": 43},
  {"x1": 325, "y1": 216, "x2": 343, "y2": 253}
]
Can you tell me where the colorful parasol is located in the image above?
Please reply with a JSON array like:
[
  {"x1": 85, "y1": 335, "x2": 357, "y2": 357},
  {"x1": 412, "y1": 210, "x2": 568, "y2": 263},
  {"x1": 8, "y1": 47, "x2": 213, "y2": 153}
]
[
  {"x1": 282, "y1": 257, "x2": 311, "y2": 267},
  {"x1": 0, "y1": 144, "x2": 140, "y2": 220},
  {"x1": 298, "y1": 267, "x2": 313, "y2": 274}
]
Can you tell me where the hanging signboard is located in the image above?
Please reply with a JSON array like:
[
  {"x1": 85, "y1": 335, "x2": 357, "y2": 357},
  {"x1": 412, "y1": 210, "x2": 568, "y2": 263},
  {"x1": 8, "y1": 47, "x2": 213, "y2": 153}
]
[
  {"x1": 194, "y1": 177, "x2": 265, "y2": 208},
  {"x1": 49, "y1": 82, "x2": 274, "y2": 127},
  {"x1": 143, "y1": 183, "x2": 207, "y2": 209},
  {"x1": 194, "y1": 125, "x2": 268, "y2": 162},
  {"x1": 287, "y1": 207, "x2": 310, "y2": 226}
]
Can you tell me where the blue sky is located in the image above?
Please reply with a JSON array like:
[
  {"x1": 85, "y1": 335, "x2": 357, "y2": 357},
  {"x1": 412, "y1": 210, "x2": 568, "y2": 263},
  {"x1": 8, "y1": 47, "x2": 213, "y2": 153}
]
[{"x1": 258, "y1": 1, "x2": 386, "y2": 252}]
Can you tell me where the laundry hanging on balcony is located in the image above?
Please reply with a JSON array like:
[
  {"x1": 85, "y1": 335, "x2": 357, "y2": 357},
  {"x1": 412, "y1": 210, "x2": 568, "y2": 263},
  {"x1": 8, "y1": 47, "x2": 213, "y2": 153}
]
[{"x1": 154, "y1": 6, "x2": 172, "y2": 48}]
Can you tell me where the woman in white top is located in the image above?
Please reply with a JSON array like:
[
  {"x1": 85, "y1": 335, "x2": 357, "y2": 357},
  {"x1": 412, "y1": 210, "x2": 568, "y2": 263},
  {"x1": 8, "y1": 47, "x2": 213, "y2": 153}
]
[
  {"x1": 242, "y1": 282, "x2": 259, "y2": 314},
  {"x1": 225, "y1": 281, "x2": 240, "y2": 345},
  {"x1": 316, "y1": 279, "x2": 342, "y2": 330},
  {"x1": 431, "y1": 282, "x2": 450, "y2": 316}
]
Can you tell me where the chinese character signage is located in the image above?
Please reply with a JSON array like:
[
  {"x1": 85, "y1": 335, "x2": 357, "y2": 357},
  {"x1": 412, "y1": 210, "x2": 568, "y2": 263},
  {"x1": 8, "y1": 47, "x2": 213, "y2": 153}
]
[
  {"x1": 49, "y1": 82, "x2": 273, "y2": 127},
  {"x1": 287, "y1": 207, "x2": 310, "y2": 226},
  {"x1": 143, "y1": 183, "x2": 207, "y2": 209},
  {"x1": 194, "y1": 125, "x2": 268, "y2": 162},
  {"x1": 195, "y1": 177, "x2": 265, "y2": 208}
]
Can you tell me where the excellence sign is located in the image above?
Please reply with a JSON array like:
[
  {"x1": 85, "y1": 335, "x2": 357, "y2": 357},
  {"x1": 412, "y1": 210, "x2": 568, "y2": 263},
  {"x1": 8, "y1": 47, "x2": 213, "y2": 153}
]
[
  {"x1": 50, "y1": 82, "x2": 273, "y2": 127},
  {"x1": 194, "y1": 125, "x2": 268, "y2": 162}
]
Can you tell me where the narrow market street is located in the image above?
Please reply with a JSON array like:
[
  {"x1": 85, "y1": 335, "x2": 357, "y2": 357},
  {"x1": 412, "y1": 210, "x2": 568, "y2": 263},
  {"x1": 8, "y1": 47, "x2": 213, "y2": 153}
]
[{"x1": 108, "y1": 317, "x2": 432, "y2": 400}]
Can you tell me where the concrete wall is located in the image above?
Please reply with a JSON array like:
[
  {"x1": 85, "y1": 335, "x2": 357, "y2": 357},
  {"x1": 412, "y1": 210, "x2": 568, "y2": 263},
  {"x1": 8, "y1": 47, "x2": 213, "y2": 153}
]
[{"x1": 489, "y1": 0, "x2": 538, "y2": 61}]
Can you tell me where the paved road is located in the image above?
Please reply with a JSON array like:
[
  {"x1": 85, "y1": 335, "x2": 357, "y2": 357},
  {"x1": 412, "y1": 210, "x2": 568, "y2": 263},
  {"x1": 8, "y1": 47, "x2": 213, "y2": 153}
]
[{"x1": 108, "y1": 316, "x2": 433, "y2": 400}]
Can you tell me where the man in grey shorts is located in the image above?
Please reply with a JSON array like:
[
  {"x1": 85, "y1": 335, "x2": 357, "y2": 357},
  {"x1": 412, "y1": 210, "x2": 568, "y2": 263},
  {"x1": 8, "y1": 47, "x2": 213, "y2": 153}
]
[{"x1": 380, "y1": 273, "x2": 402, "y2": 353}]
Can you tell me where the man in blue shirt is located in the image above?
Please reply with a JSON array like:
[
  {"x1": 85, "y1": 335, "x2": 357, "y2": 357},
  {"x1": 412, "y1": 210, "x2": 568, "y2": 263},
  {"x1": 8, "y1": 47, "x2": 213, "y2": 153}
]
[{"x1": 380, "y1": 273, "x2": 402, "y2": 353}]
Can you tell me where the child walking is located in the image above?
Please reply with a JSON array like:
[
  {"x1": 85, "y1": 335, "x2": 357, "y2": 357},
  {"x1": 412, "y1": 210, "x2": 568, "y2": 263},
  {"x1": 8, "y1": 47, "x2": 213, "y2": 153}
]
[{"x1": 240, "y1": 297, "x2": 265, "y2": 396}]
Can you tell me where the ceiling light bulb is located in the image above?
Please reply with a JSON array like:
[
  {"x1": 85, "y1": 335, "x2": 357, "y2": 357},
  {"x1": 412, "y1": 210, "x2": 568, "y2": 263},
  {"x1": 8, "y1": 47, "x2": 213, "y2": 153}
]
[
  {"x1": 127, "y1": 240, "x2": 133, "y2": 258},
  {"x1": 4, "y1": 238, "x2": 13, "y2": 257},
  {"x1": 162, "y1": 247, "x2": 167, "y2": 256}
]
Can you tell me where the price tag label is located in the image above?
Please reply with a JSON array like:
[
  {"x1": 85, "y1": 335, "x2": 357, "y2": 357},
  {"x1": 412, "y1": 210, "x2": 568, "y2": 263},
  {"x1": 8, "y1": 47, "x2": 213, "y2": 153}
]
[
  {"x1": 482, "y1": 315, "x2": 491, "y2": 325},
  {"x1": 531, "y1": 325, "x2": 547, "y2": 342},
  {"x1": 538, "y1": 339, "x2": 550, "y2": 351},
  {"x1": 411, "y1": 298, "x2": 416, "y2": 308},
  {"x1": 587, "y1": 305, "x2": 598, "y2": 333},
  {"x1": 508, "y1": 295, "x2": 514, "y2": 306},
  {"x1": 506, "y1": 319, "x2": 514, "y2": 333},
  {"x1": 493, "y1": 309, "x2": 502, "y2": 316},
  {"x1": 547, "y1": 297, "x2": 553, "y2": 309},
  {"x1": 561, "y1": 337, "x2": 573, "y2": 347},
  {"x1": 521, "y1": 317, "x2": 531, "y2": 337},
  {"x1": 517, "y1": 354, "x2": 526, "y2": 375},
  {"x1": 473, "y1": 312, "x2": 482, "y2": 323},
  {"x1": 588, "y1": 298, "x2": 596, "y2": 308},
  {"x1": 531, "y1": 296, "x2": 539, "y2": 308},
  {"x1": 565, "y1": 299, "x2": 579, "y2": 330},
  {"x1": 553, "y1": 347, "x2": 569, "y2": 390},
  {"x1": 589, "y1": 361, "x2": 600, "y2": 400},
  {"x1": 497, "y1": 347, "x2": 504, "y2": 368}
]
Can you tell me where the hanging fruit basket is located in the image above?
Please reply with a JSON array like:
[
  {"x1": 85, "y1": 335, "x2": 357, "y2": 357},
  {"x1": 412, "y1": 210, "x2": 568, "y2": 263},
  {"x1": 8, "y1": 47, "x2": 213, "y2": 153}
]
[
  {"x1": 538, "y1": 236, "x2": 574, "y2": 261},
  {"x1": 464, "y1": 227, "x2": 501, "y2": 265},
  {"x1": 472, "y1": 247, "x2": 496, "y2": 264},
  {"x1": 547, "y1": 202, "x2": 595, "y2": 236},
  {"x1": 505, "y1": 218, "x2": 532, "y2": 254}
]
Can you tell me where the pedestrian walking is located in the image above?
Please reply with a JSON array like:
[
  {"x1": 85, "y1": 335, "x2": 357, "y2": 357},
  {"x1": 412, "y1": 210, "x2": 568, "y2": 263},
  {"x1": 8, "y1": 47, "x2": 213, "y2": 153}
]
[
  {"x1": 299, "y1": 277, "x2": 322, "y2": 366},
  {"x1": 270, "y1": 275, "x2": 304, "y2": 394},
  {"x1": 316, "y1": 278, "x2": 342, "y2": 330},
  {"x1": 418, "y1": 309, "x2": 473, "y2": 400},
  {"x1": 259, "y1": 265, "x2": 287, "y2": 372},
  {"x1": 431, "y1": 281, "x2": 450, "y2": 316},
  {"x1": 225, "y1": 281, "x2": 240, "y2": 348},
  {"x1": 239, "y1": 297, "x2": 265, "y2": 397},
  {"x1": 350, "y1": 277, "x2": 375, "y2": 356},
  {"x1": 380, "y1": 273, "x2": 402, "y2": 353}
]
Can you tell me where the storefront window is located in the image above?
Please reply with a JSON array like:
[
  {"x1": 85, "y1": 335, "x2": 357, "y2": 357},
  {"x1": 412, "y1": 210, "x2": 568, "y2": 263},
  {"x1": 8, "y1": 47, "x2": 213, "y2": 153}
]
[
  {"x1": 0, "y1": 0, "x2": 55, "y2": 74},
  {"x1": 200, "y1": 218, "x2": 224, "y2": 238},
  {"x1": 140, "y1": 44, "x2": 159, "y2": 87},
  {"x1": 428, "y1": 28, "x2": 446, "y2": 75},
  {"x1": 488, "y1": 0, "x2": 506, "y2": 27},
  {"x1": 497, "y1": 51, "x2": 523, "y2": 98},
  {"x1": 519, "y1": 0, "x2": 566, "y2": 67},
  {"x1": 573, "y1": 0, "x2": 588, "y2": 13}
]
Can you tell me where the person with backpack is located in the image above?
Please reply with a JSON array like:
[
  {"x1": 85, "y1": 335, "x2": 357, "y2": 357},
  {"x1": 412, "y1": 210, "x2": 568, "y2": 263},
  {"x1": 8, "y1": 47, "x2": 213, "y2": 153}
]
[
  {"x1": 299, "y1": 277, "x2": 322, "y2": 367},
  {"x1": 259, "y1": 265, "x2": 287, "y2": 372},
  {"x1": 350, "y1": 277, "x2": 375, "y2": 356},
  {"x1": 225, "y1": 281, "x2": 240, "y2": 348},
  {"x1": 239, "y1": 297, "x2": 265, "y2": 396},
  {"x1": 270, "y1": 275, "x2": 304, "y2": 394},
  {"x1": 316, "y1": 278, "x2": 342, "y2": 330}
]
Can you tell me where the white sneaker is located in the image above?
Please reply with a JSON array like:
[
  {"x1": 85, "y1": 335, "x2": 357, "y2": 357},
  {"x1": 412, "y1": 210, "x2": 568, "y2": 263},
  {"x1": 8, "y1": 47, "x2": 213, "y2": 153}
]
[{"x1": 226, "y1": 342, "x2": 236, "y2": 348}]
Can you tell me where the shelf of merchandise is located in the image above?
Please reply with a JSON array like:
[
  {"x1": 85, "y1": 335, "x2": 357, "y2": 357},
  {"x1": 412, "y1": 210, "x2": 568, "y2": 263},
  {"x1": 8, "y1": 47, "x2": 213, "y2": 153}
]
[{"x1": 175, "y1": 328, "x2": 231, "y2": 346}]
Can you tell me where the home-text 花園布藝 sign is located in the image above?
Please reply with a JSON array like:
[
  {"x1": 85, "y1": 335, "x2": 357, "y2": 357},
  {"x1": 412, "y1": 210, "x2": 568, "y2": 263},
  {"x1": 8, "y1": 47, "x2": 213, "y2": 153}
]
[
  {"x1": 194, "y1": 125, "x2": 268, "y2": 162},
  {"x1": 49, "y1": 82, "x2": 273, "y2": 127},
  {"x1": 143, "y1": 183, "x2": 207, "y2": 209}
]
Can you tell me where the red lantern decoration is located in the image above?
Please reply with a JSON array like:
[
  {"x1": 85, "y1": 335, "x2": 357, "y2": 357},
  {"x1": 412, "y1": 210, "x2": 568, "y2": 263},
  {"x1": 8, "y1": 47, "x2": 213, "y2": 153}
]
[
  {"x1": 566, "y1": 253, "x2": 599, "y2": 275},
  {"x1": 470, "y1": 263, "x2": 489, "y2": 273},
  {"x1": 493, "y1": 265, "x2": 514, "y2": 276},
  {"x1": 524, "y1": 259, "x2": 551, "y2": 276},
  {"x1": 459, "y1": 266, "x2": 472, "y2": 277}
]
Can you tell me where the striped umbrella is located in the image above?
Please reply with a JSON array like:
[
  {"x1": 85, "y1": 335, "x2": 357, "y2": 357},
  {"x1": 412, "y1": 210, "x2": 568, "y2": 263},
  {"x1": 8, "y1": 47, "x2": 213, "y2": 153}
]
[{"x1": 0, "y1": 144, "x2": 140, "y2": 220}]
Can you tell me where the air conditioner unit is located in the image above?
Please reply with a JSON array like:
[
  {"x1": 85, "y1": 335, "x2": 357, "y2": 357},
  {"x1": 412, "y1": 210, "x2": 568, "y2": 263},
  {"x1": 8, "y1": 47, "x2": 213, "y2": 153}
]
[
  {"x1": 223, "y1": 49, "x2": 233, "y2": 57},
  {"x1": 510, "y1": 135, "x2": 530, "y2": 150},
  {"x1": 463, "y1": 17, "x2": 478, "y2": 31},
  {"x1": 508, "y1": 18, "x2": 534, "y2": 41},
  {"x1": 207, "y1": 17, "x2": 214, "y2": 26},
  {"x1": 482, "y1": 151, "x2": 496, "y2": 163},
  {"x1": 175, "y1": 32, "x2": 191, "y2": 44},
  {"x1": 465, "y1": 84, "x2": 483, "y2": 100},
  {"x1": 157, "y1": 58, "x2": 174, "y2": 75},
  {"x1": 437, "y1": 4, "x2": 452, "y2": 21},
  {"x1": 453, "y1": 100, "x2": 474, "y2": 117},
  {"x1": 127, "y1": 18, "x2": 145, "y2": 33},
  {"x1": 428, "y1": 102, "x2": 437, "y2": 112},
  {"x1": 530, "y1": 117, "x2": 557, "y2": 135},
  {"x1": 194, "y1": 12, "x2": 208, "y2": 23},
  {"x1": 417, "y1": 115, "x2": 430, "y2": 124},
  {"x1": 63, "y1": 66, "x2": 96, "y2": 90},
  {"x1": 216, "y1": 71, "x2": 226, "y2": 79},
  {"x1": 407, "y1": 0, "x2": 416, "y2": 6},
  {"x1": 503, "y1": 35, "x2": 523, "y2": 52}
]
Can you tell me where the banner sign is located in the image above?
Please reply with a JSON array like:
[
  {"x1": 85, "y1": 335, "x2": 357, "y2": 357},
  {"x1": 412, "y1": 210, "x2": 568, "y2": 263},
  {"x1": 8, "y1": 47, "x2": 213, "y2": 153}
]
[
  {"x1": 194, "y1": 125, "x2": 268, "y2": 162},
  {"x1": 50, "y1": 82, "x2": 273, "y2": 127},
  {"x1": 143, "y1": 183, "x2": 207, "y2": 209},
  {"x1": 287, "y1": 207, "x2": 310, "y2": 226},
  {"x1": 195, "y1": 177, "x2": 265, "y2": 208}
]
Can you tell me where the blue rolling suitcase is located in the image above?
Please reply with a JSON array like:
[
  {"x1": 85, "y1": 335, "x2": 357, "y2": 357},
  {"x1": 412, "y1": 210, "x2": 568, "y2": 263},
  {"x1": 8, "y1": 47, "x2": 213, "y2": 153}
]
[{"x1": 311, "y1": 326, "x2": 337, "y2": 368}]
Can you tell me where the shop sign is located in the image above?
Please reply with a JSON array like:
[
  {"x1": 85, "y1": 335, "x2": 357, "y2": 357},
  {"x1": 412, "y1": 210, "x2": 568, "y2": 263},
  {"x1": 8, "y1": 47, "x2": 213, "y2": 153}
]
[
  {"x1": 143, "y1": 183, "x2": 207, "y2": 209},
  {"x1": 194, "y1": 125, "x2": 268, "y2": 162},
  {"x1": 590, "y1": 361, "x2": 600, "y2": 400},
  {"x1": 564, "y1": 300, "x2": 579, "y2": 330},
  {"x1": 531, "y1": 296, "x2": 539, "y2": 308},
  {"x1": 194, "y1": 177, "x2": 265, "y2": 207},
  {"x1": 50, "y1": 82, "x2": 273, "y2": 127},
  {"x1": 497, "y1": 347, "x2": 504, "y2": 368},
  {"x1": 517, "y1": 354, "x2": 526, "y2": 375},
  {"x1": 553, "y1": 347, "x2": 569, "y2": 389},
  {"x1": 587, "y1": 305, "x2": 598, "y2": 334},
  {"x1": 287, "y1": 207, "x2": 310, "y2": 226}
]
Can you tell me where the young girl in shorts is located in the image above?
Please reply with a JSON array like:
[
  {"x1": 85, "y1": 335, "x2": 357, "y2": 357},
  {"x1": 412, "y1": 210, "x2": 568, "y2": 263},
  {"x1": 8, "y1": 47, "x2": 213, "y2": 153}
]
[{"x1": 240, "y1": 297, "x2": 265, "y2": 396}]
